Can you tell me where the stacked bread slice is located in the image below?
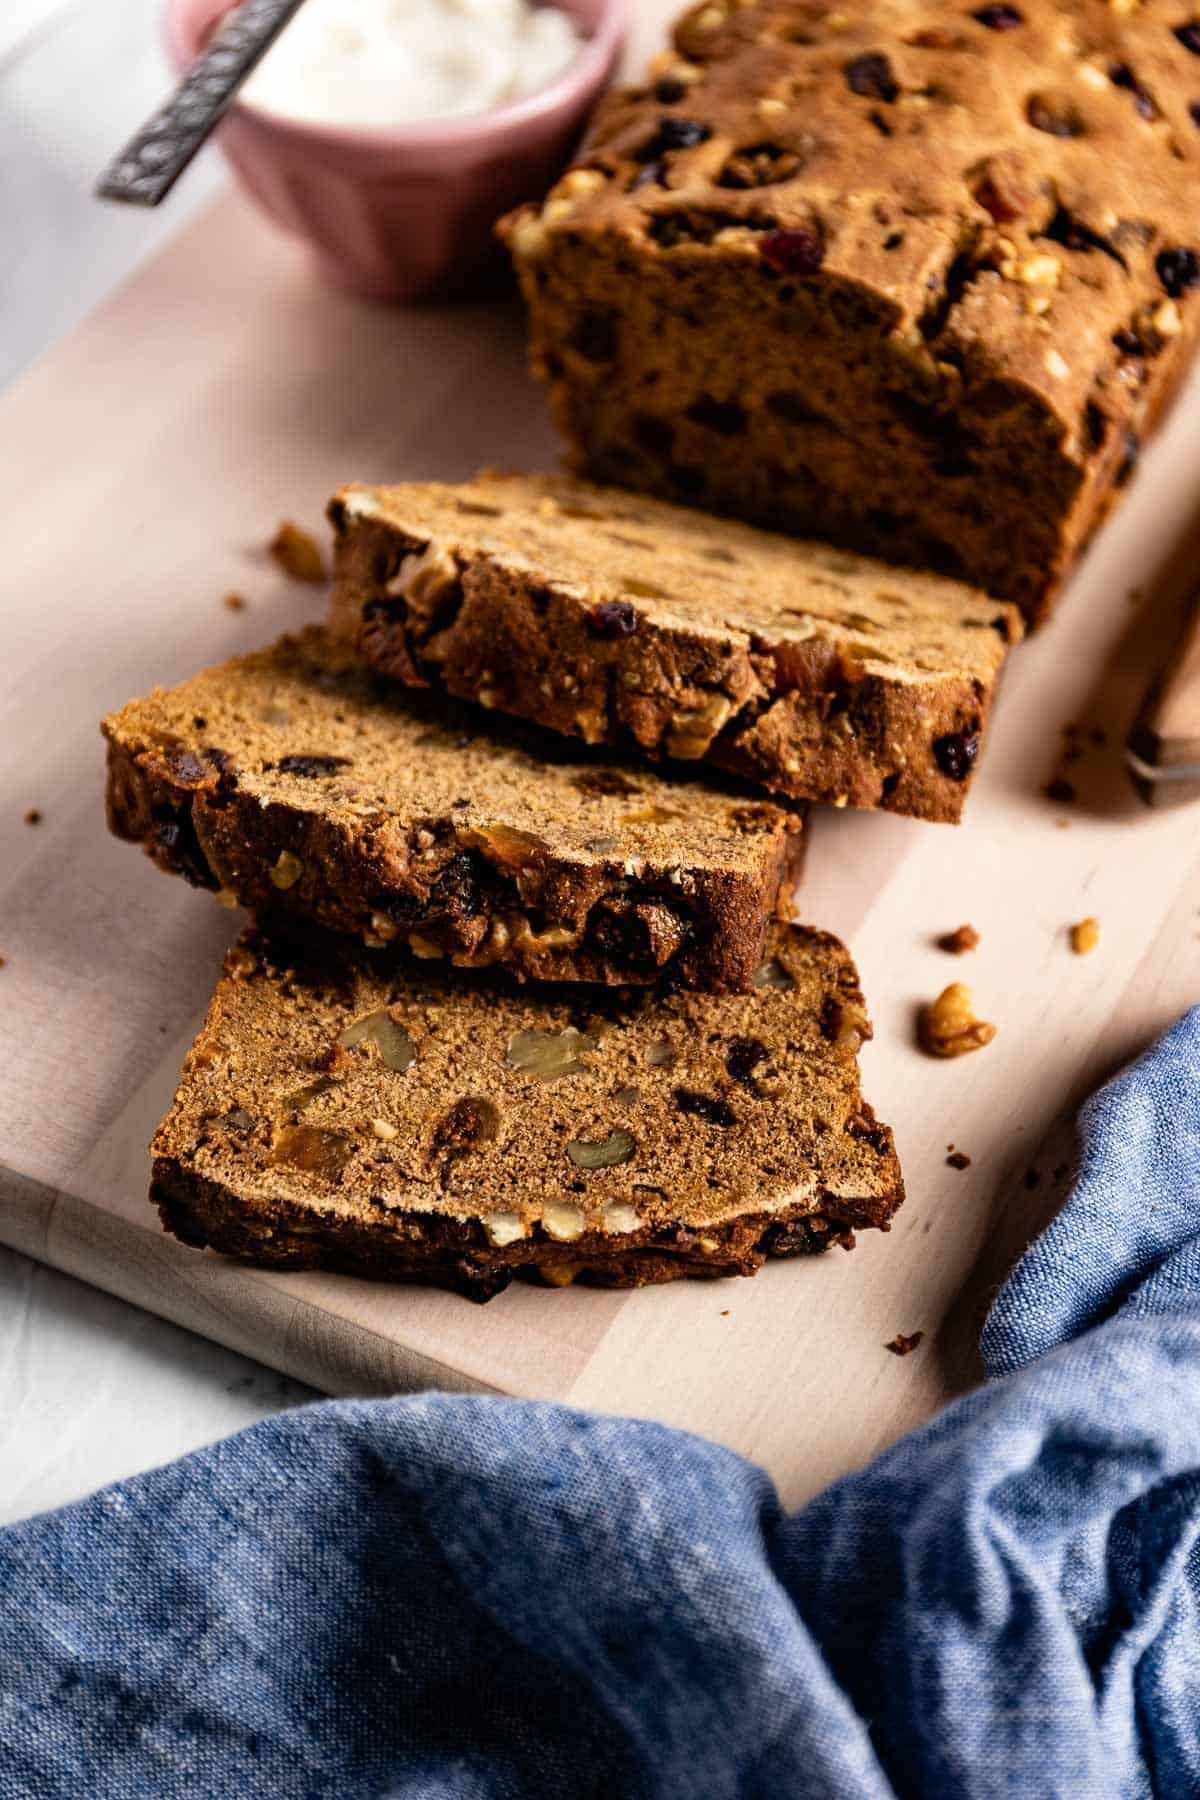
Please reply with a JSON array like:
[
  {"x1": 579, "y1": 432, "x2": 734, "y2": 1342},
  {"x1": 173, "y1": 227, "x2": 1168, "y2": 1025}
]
[
  {"x1": 103, "y1": 626, "x2": 806, "y2": 994},
  {"x1": 329, "y1": 472, "x2": 1021, "y2": 823},
  {"x1": 122, "y1": 456, "x2": 1056, "y2": 1290},
  {"x1": 148, "y1": 921, "x2": 900, "y2": 1299}
]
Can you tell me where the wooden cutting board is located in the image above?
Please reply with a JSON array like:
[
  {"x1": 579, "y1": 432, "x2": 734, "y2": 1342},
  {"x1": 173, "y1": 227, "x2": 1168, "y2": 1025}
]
[{"x1": 2, "y1": 164, "x2": 1198, "y2": 1508}]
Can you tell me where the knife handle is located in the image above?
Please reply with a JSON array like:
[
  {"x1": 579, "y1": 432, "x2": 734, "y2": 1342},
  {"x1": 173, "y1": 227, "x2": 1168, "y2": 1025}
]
[{"x1": 1127, "y1": 595, "x2": 1200, "y2": 806}]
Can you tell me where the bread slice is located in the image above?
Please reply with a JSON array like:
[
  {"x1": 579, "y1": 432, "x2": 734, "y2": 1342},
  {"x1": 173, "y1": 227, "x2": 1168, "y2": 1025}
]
[
  {"x1": 329, "y1": 471, "x2": 1022, "y2": 823},
  {"x1": 150, "y1": 921, "x2": 904, "y2": 1298},
  {"x1": 103, "y1": 628, "x2": 804, "y2": 993}
]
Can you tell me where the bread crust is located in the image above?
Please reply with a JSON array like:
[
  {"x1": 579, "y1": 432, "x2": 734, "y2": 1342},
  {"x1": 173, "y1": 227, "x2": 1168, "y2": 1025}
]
[{"x1": 151, "y1": 1158, "x2": 873, "y2": 1298}]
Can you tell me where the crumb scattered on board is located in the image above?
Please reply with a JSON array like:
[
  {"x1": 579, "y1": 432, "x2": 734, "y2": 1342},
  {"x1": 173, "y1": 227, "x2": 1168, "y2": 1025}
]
[
  {"x1": 918, "y1": 983, "x2": 996, "y2": 1058},
  {"x1": 270, "y1": 521, "x2": 327, "y2": 585},
  {"x1": 23, "y1": 808, "x2": 41, "y2": 826},
  {"x1": 937, "y1": 923, "x2": 980, "y2": 955},
  {"x1": 946, "y1": 1150, "x2": 972, "y2": 1170},
  {"x1": 223, "y1": 592, "x2": 247, "y2": 612},
  {"x1": 885, "y1": 1332, "x2": 924, "y2": 1357},
  {"x1": 1070, "y1": 917, "x2": 1100, "y2": 955}
]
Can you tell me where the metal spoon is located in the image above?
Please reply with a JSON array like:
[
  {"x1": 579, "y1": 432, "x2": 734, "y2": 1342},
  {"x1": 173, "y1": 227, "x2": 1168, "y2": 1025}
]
[{"x1": 97, "y1": 0, "x2": 309, "y2": 208}]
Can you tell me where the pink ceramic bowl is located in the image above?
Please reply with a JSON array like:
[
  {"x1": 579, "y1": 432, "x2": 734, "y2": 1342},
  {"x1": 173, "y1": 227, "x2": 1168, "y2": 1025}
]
[{"x1": 166, "y1": 0, "x2": 626, "y2": 300}]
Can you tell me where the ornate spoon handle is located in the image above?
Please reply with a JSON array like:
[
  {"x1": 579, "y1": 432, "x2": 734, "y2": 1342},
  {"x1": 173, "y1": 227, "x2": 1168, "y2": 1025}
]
[{"x1": 97, "y1": 0, "x2": 309, "y2": 207}]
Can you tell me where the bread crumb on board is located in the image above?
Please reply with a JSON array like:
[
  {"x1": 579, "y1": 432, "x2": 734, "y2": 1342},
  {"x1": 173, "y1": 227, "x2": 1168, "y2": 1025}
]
[
  {"x1": 885, "y1": 1332, "x2": 924, "y2": 1357},
  {"x1": 918, "y1": 983, "x2": 996, "y2": 1058},
  {"x1": 270, "y1": 521, "x2": 327, "y2": 585},
  {"x1": 1070, "y1": 917, "x2": 1100, "y2": 955},
  {"x1": 23, "y1": 808, "x2": 41, "y2": 826},
  {"x1": 936, "y1": 923, "x2": 980, "y2": 955},
  {"x1": 946, "y1": 1150, "x2": 972, "y2": 1170},
  {"x1": 223, "y1": 592, "x2": 247, "y2": 612}
]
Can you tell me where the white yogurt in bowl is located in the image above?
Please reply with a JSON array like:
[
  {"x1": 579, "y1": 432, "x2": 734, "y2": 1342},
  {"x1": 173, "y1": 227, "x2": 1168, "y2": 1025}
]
[{"x1": 241, "y1": 0, "x2": 585, "y2": 128}]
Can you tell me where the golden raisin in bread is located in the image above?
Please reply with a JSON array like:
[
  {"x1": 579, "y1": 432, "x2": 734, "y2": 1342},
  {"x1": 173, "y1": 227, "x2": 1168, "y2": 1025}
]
[
  {"x1": 500, "y1": 0, "x2": 1200, "y2": 626},
  {"x1": 150, "y1": 921, "x2": 904, "y2": 1298},
  {"x1": 102, "y1": 627, "x2": 804, "y2": 994},
  {"x1": 330, "y1": 472, "x2": 1021, "y2": 823}
]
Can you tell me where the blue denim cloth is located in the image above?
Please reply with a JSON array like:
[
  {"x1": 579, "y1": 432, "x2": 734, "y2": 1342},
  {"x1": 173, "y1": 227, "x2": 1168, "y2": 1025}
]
[{"x1": 2, "y1": 1009, "x2": 1198, "y2": 1800}]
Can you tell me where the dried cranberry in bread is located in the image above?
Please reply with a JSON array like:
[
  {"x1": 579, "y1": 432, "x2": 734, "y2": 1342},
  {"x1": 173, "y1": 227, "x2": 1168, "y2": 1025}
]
[
  {"x1": 150, "y1": 920, "x2": 903, "y2": 1298},
  {"x1": 330, "y1": 471, "x2": 1020, "y2": 823},
  {"x1": 500, "y1": 0, "x2": 1200, "y2": 625}
]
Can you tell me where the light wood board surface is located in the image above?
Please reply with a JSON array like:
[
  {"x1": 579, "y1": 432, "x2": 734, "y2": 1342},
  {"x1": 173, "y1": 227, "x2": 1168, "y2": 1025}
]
[{"x1": 2, "y1": 108, "x2": 1199, "y2": 1508}]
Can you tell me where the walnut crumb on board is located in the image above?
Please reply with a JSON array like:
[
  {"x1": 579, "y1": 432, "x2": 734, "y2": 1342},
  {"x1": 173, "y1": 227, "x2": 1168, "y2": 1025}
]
[
  {"x1": 223, "y1": 592, "x2": 247, "y2": 612},
  {"x1": 885, "y1": 1332, "x2": 924, "y2": 1356},
  {"x1": 23, "y1": 808, "x2": 41, "y2": 826},
  {"x1": 918, "y1": 984, "x2": 996, "y2": 1058},
  {"x1": 270, "y1": 522, "x2": 327, "y2": 584},
  {"x1": 1070, "y1": 917, "x2": 1100, "y2": 955},
  {"x1": 946, "y1": 1150, "x2": 972, "y2": 1170},
  {"x1": 937, "y1": 924, "x2": 979, "y2": 954}
]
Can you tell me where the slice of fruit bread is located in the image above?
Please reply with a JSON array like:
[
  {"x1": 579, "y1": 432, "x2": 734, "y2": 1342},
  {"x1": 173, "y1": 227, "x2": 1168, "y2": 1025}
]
[{"x1": 151, "y1": 920, "x2": 904, "y2": 1299}]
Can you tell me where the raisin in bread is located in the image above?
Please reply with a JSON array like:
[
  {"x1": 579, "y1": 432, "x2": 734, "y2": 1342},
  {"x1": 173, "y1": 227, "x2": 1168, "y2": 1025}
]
[
  {"x1": 150, "y1": 921, "x2": 903, "y2": 1298},
  {"x1": 330, "y1": 471, "x2": 1020, "y2": 822},
  {"x1": 103, "y1": 627, "x2": 804, "y2": 994},
  {"x1": 500, "y1": 0, "x2": 1200, "y2": 625}
]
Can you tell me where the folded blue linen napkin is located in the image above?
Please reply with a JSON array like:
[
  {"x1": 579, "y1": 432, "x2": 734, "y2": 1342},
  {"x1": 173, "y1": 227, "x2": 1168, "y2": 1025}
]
[{"x1": 1, "y1": 1008, "x2": 1197, "y2": 1799}]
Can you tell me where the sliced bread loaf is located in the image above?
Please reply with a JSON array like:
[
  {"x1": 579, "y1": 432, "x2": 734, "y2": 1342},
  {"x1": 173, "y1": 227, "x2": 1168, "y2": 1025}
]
[
  {"x1": 498, "y1": 0, "x2": 1200, "y2": 625},
  {"x1": 151, "y1": 920, "x2": 903, "y2": 1298}
]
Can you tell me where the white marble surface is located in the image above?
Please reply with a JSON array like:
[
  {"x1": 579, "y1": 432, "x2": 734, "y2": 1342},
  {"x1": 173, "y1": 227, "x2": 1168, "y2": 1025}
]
[{"x1": 0, "y1": 0, "x2": 313, "y2": 1529}]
